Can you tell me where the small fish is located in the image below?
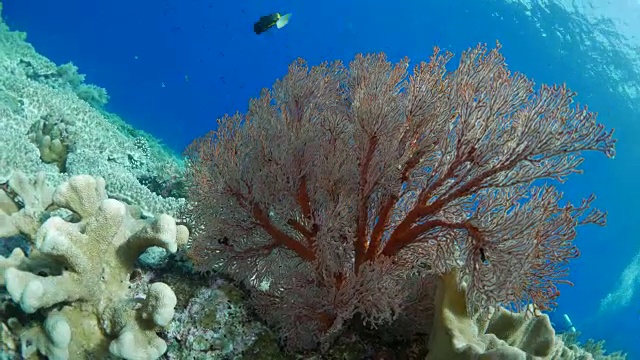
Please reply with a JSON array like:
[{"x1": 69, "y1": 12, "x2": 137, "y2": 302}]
[{"x1": 253, "y1": 12, "x2": 292, "y2": 35}]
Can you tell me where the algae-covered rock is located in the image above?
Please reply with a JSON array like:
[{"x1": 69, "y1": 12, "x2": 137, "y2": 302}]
[{"x1": 164, "y1": 280, "x2": 269, "y2": 360}]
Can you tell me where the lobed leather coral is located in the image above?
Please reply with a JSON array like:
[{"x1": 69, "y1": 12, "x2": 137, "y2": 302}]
[
  {"x1": 0, "y1": 172, "x2": 189, "y2": 359},
  {"x1": 427, "y1": 270, "x2": 596, "y2": 359}
]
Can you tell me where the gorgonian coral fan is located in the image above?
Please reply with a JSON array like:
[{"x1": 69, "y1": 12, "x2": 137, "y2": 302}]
[{"x1": 184, "y1": 42, "x2": 615, "y2": 350}]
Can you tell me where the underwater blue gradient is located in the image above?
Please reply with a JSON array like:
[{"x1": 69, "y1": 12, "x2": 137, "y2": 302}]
[{"x1": 4, "y1": 0, "x2": 639, "y2": 356}]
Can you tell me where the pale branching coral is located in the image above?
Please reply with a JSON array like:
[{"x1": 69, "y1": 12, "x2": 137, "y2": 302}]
[
  {"x1": 1, "y1": 174, "x2": 189, "y2": 359},
  {"x1": 0, "y1": 170, "x2": 53, "y2": 239}
]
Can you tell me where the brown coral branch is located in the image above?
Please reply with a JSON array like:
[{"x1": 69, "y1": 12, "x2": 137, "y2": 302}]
[
  {"x1": 383, "y1": 155, "x2": 523, "y2": 256},
  {"x1": 251, "y1": 204, "x2": 316, "y2": 262},
  {"x1": 364, "y1": 195, "x2": 398, "y2": 262},
  {"x1": 381, "y1": 219, "x2": 481, "y2": 256},
  {"x1": 355, "y1": 134, "x2": 379, "y2": 272},
  {"x1": 297, "y1": 176, "x2": 312, "y2": 220}
]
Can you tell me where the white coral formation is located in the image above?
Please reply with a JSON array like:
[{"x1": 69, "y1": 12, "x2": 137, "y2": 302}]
[
  {"x1": 1, "y1": 174, "x2": 189, "y2": 359},
  {"x1": 0, "y1": 170, "x2": 53, "y2": 239}
]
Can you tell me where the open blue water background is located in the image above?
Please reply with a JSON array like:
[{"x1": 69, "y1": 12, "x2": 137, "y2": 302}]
[{"x1": 3, "y1": 0, "x2": 639, "y2": 356}]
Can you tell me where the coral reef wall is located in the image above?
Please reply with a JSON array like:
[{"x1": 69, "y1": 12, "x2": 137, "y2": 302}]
[{"x1": 0, "y1": 3, "x2": 185, "y2": 216}]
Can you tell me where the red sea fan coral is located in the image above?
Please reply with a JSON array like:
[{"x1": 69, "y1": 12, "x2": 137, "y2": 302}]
[{"x1": 184, "y1": 42, "x2": 615, "y2": 350}]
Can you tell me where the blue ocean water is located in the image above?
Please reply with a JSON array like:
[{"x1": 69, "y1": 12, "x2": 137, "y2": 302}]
[{"x1": 3, "y1": 0, "x2": 639, "y2": 357}]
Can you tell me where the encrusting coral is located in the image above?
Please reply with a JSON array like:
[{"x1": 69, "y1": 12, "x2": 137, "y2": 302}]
[{"x1": 0, "y1": 172, "x2": 189, "y2": 359}]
